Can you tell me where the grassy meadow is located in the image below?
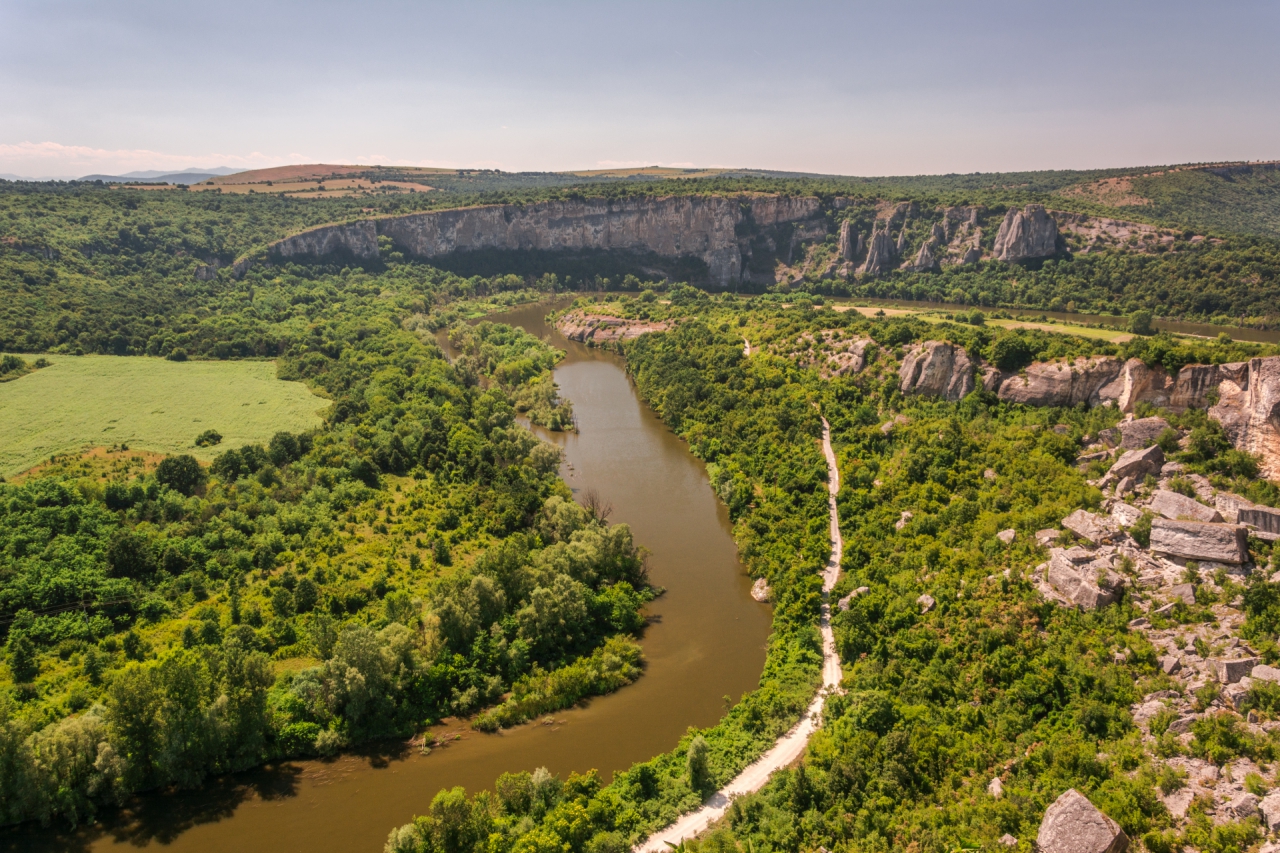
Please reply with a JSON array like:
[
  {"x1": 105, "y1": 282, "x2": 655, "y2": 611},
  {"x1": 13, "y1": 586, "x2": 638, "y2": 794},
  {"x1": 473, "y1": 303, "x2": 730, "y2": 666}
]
[{"x1": 0, "y1": 355, "x2": 326, "y2": 476}]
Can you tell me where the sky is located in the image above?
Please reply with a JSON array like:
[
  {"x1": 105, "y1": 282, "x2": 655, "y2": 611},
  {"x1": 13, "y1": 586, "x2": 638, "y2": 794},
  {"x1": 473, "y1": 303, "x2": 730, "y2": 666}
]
[{"x1": 2, "y1": 0, "x2": 1278, "y2": 179}]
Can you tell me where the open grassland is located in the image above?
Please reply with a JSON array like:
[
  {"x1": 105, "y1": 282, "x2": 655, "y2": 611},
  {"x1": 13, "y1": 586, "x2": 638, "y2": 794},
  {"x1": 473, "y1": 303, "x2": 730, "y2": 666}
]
[{"x1": 0, "y1": 355, "x2": 326, "y2": 476}]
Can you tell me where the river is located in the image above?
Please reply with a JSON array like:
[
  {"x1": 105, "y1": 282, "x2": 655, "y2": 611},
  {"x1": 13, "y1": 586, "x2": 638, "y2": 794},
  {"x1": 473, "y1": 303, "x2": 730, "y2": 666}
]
[{"x1": 6, "y1": 300, "x2": 772, "y2": 853}]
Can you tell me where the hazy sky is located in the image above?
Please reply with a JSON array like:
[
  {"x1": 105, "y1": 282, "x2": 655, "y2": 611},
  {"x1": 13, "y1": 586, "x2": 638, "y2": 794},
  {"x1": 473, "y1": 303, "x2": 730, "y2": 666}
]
[{"x1": 2, "y1": 0, "x2": 1278, "y2": 178}]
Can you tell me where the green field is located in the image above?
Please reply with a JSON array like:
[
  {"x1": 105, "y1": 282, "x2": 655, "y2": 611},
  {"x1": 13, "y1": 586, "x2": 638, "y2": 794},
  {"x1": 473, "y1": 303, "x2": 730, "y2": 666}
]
[{"x1": 0, "y1": 355, "x2": 327, "y2": 476}]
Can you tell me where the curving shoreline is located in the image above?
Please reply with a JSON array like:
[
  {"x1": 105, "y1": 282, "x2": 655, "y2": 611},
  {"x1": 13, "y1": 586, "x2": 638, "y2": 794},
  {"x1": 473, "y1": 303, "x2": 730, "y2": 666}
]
[{"x1": 635, "y1": 417, "x2": 843, "y2": 852}]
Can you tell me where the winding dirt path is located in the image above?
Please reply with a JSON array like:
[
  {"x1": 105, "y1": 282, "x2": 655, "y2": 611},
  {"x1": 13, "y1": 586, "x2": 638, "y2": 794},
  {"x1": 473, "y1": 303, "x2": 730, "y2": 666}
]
[{"x1": 635, "y1": 418, "x2": 843, "y2": 852}]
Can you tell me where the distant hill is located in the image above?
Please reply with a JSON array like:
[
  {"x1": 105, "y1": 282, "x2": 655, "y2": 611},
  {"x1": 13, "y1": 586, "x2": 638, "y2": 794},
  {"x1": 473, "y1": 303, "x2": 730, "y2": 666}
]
[{"x1": 78, "y1": 167, "x2": 237, "y2": 184}]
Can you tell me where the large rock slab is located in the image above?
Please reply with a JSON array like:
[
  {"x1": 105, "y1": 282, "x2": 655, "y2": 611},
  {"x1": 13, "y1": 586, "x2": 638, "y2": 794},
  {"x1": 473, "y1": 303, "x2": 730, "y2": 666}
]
[
  {"x1": 1116, "y1": 416, "x2": 1171, "y2": 450},
  {"x1": 1036, "y1": 789, "x2": 1128, "y2": 853},
  {"x1": 997, "y1": 357, "x2": 1123, "y2": 407},
  {"x1": 1149, "y1": 489, "x2": 1223, "y2": 523},
  {"x1": 899, "y1": 341, "x2": 974, "y2": 401},
  {"x1": 1150, "y1": 518, "x2": 1250, "y2": 563},
  {"x1": 1061, "y1": 510, "x2": 1117, "y2": 545},
  {"x1": 994, "y1": 204, "x2": 1059, "y2": 262},
  {"x1": 1107, "y1": 445, "x2": 1164, "y2": 481},
  {"x1": 1210, "y1": 355, "x2": 1280, "y2": 480}
]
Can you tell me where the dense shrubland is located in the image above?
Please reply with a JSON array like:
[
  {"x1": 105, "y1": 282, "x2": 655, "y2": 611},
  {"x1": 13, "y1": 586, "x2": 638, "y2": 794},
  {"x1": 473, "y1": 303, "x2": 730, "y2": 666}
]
[
  {"x1": 0, "y1": 262, "x2": 651, "y2": 828},
  {"x1": 385, "y1": 297, "x2": 1279, "y2": 853}
]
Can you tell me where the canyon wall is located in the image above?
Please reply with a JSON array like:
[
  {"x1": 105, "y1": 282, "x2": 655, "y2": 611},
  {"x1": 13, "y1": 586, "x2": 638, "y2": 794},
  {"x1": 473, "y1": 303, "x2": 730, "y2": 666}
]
[
  {"x1": 271, "y1": 195, "x2": 824, "y2": 288},
  {"x1": 897, "y1": 343, "x2": 1280, "y2": 478}
]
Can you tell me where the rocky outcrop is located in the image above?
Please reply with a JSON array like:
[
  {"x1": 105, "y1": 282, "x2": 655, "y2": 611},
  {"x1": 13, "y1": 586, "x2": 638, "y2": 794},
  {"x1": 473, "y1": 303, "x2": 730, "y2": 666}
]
[
  {"x1": 1046, "y1": 547, "x2": 1124, "y2": 609},
  {"x1": 907, "y1": 240, "x2": 938, "y2": 273},
  {"x1": 997, "y1": 357, "x2": 1123, "y2": 407},
  {"x1": 993, "y1": 204, "x2": 1059, "y2": 262},
  {"x1": 1210, "y1": 356, "x2": 1280, "y2": 479},
  {"x1": 899, "y1": 341, "x2": 973, "y2": 401},
  {"x1": 1036, "y1": 789, "x2": 1128, "y2": 853},
  {"x1": 860, "y1": 228, "x2": 897, "y2": 275},
  {"x1": 273, "y1": 220, "x2": 379, "y2": 261},
  {"x1": 838, "y1": 220, "x2": 857, "y2": 261},
  {"x1": 273, "y1": 195, "x2": 824, "y2": 289},
  {"x1": 555, "y1": 311, "x2": 670, "y2": 344},
  {"x1": 1240, "y1": 505, "x2": 1280, "y2": 536},
  {"x1": 1149, "y1": 519, "x2": 1250, "y2": 564}
]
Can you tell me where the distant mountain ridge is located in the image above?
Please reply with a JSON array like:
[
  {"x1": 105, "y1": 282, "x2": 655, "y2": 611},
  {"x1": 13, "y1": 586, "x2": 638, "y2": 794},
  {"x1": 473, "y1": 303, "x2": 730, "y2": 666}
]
[{"x1": 78, "y1": 168, "x2": 237, "y2": 184}]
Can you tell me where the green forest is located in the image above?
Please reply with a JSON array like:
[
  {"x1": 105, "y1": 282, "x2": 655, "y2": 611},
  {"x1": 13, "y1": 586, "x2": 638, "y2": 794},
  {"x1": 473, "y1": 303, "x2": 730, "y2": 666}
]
[
  {"x1": 3, "y1": 170, "x2": 1280, "y2": 850},
  {"x1": 0, "y1": 251, "x2": 655, "y2": 827}
]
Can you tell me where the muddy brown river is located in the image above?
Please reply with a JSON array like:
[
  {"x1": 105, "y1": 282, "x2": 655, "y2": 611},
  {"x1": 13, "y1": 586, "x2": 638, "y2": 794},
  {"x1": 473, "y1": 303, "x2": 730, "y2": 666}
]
[{"x1": 7, "y1": 300, "x2": 771, "y2": 853}]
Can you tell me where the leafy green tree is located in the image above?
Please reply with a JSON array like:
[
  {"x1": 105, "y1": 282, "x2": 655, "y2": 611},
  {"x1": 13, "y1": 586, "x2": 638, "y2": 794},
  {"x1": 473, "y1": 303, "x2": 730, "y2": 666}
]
[
  {"x1": 6, "y1": 630, "x2": 37, "y2": 683},
  {"x1": 155, "y1": 454, "x2": 204, "y2": 496}
]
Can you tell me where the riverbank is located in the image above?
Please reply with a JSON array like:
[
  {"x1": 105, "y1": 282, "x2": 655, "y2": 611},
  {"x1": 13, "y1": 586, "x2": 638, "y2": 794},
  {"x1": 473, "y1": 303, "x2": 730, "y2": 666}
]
[{"x1": 634, "y1": 417, "x2": 845, "y2": 851}]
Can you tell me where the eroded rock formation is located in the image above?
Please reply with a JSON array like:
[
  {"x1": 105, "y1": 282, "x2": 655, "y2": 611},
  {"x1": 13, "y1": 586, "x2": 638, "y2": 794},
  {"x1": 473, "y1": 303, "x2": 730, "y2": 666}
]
[
  {"x1": 860, "y1": 228, "x2": 897, "y2": 275},
  {"x1": 993, "y1": 203, "x2": 1059, "y2": 262},
  {"x1": 1036, "y1": 789, "x2": 1129, "y2": 853},
  {"x1": 908, "y1": 240, "x2": 938, "y2": 273},
  {"x1": 838, "y1": 220, "x2": 857, "y2": 261}
]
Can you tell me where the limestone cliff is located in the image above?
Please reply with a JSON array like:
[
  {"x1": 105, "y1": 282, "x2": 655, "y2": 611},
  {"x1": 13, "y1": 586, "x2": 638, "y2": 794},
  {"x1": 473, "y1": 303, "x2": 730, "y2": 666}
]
[
  {"x1": 273, "y1": 220, "x2": 378, "y2": 261},
  {"x1": 1211, "y1": 357, "x2": 1280, "y2": 479},
  {"x1": 993, "y1": 204, "x2": 1059, "y2": 262},
  {"x1": 272, "y1": 195, "x2": 823, "y2": 289},
  {"x1": 838, "y1": 220, "x2": 857, "y2": 261}
]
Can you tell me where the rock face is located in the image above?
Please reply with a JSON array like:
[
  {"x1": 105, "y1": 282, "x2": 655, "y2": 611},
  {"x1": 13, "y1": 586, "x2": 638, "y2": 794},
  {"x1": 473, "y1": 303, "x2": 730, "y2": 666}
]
[
  {"x1": 273, "y1": 220, "x2": 379, "y2": 261},
  {"x1": 993, "y1": 204, "x2": 1059, "y2": 263},
  {"x1": 838, "y1": 220, "x2": 858, "y2": 261},
  {"x1": 1210, "y1": 356, "x2": 1280, "y2": 479},
  {"x1": 1239, "y1": 505, "x2": 1280, "y2": 535},
  {"x1": 1149, "y1": 489, "x2": 1223, "y2": 523},
  {"x1": 861, "y1": 228, "x2": 898, "y2": 275},
  {"x1": 899, "y1": 341, "x2": 974, "y2": 401},
  {"x1": 274, "y1": 195, "x2": 824, "y2": 289},
  {"x1": 997, "y1": 357, "x2": 1123, "y2": 407},
  {"x1": 1036, "y1": 789, "x2": 1128, "y2": 853},
  {"x1": 1149, "y1": 519, "x2": 1250, "y2": 563}
]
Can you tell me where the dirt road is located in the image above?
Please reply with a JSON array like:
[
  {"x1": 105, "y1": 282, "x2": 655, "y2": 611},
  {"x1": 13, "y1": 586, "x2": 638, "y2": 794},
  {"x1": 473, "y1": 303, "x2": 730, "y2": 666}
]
[{"x1": 635, "y1": 418, "x2": 843, "y2": 851}]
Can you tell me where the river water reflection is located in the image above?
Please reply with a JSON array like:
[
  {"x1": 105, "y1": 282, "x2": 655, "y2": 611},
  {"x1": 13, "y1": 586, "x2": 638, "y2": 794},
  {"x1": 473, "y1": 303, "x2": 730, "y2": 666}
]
[{"x1": 6, "y1": 300, "x2": 771, "y2": 853}]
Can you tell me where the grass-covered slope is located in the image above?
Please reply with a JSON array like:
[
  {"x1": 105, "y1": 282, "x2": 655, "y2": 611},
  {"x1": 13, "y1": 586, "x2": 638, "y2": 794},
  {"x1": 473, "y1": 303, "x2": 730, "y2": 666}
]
[{"x1": 0, "y1": 355, "x2": 325, "y2": 476}]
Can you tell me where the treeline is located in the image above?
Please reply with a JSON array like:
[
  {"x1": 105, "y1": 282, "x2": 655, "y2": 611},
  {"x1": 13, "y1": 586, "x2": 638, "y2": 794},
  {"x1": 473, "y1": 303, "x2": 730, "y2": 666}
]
[
  {"x1": 384, "y1": 297, "x2": 1277, "y2": 853},
  {"x1": 0, "y1": 265, "x2": 648, "y2": 827},
  {"x1": 802, "y1": 235, "x2": 1280, "y2": 328}
]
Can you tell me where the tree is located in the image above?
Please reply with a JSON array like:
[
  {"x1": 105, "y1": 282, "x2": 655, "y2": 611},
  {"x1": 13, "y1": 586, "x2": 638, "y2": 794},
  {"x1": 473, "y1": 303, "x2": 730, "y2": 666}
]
[
  {"x1": 7, "y1": 631, "x2": 38, "y2": 683},
  {"x1": 686, "y1": 734, "x2": 710, "y2": 793},
  {"x1": 1129, "y1": 308, "x2": 1155, "y2": 336},
  {"x1": 155, "y1": 454, "x2": 204, "y2": 496},
  {"x1": 107, "y1": 529, "x2": 155, "y2": 578}
]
